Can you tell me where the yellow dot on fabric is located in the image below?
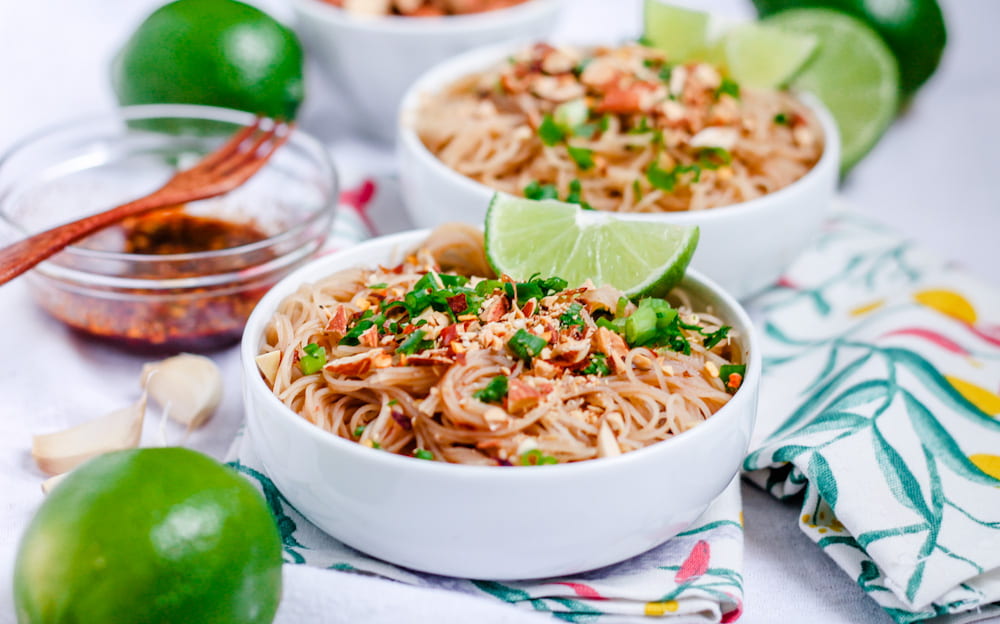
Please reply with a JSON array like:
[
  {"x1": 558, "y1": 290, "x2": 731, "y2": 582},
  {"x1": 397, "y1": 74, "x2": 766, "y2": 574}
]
[
  {"x1": 914, "y1": 289, "x2": 977, "y2": 324},
  {"x1": 818, "y1": 511, "x2": 825, "y2": 521},
  {"x1": 739, "y1": 511, "x2": 744, "y2": 527},
  {"x1": 946, "y1": 376, "x2": 1000, "y2": 416},
  {"x1": 970, "y1": 454, "x2": 1000, "y2": 482},
  {"x1": 801, "y1": 514, "x2": 811, "y2": 524},
  {"x1": 645, "y1": 601, "x2": 679, "y2": 616},
  {"x1": 818, "y1": 528, "x2": 828, "y2": 534},
  {"x1": 850, "y1": 299, "x2": 885, "y2": 317}
]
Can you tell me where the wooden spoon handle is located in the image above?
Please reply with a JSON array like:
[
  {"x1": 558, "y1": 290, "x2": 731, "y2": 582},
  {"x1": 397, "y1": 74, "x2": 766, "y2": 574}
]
[{"x1": 0, "y1": 195, "x2": 161, "y2": 286}]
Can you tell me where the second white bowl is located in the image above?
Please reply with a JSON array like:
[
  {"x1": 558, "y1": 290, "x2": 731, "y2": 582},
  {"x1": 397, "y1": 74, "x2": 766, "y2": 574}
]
[
  {"x1": 398, "y1": 41, "x2": 841, "y2": 300},
  {"x1": 290, "y1": 0, "x2": 561, "y2": 142}
]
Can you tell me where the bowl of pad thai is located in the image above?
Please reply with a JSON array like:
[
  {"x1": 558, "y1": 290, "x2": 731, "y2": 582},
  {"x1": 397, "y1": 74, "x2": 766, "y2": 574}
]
[
  {"x1": 241, "y1": 223, "x2": 760, "y2": 579},
  {"x1": 398, "y1": 41, "x2": 840, "y2": 299}
]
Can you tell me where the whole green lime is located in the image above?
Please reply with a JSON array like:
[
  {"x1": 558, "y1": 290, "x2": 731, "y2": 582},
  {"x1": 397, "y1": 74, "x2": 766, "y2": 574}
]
[
  {"x1": 752, "y1": 0, "x2": 947, "y2": 98},
  {"x1": 14, "y1": 447, "x2": 283, "y2": 624},
  {"x1": 112, "y1": 0, "x2": 305, "y2": 119}
]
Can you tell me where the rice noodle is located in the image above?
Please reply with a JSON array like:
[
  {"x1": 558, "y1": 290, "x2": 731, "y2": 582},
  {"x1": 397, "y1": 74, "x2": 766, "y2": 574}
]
[
  {"x1": 416, "y1": 43, "x2": 823, "y2": 213},
  {"x1": 259, "y1": 225, "x2": 743, "y2": 465}
]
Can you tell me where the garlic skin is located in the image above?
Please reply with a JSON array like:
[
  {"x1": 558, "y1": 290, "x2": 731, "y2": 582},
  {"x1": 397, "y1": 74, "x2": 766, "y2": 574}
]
[
  {"x1": 32, "y1": 395, "x2": 147, "y2": 476},
  {"x1": 41, "y1": 472, "x2": 70, "y2": 494},
  {"x1": 141, "y1": 354, "x2": 223, "y2": 430}
]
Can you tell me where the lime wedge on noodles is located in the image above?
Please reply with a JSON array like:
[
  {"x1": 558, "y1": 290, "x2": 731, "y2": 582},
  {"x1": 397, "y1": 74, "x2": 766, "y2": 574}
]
[
  {"x1": 485, "y1": 195, "x2": 699, "y2": 298},
  {"x1": 642, "y1": 0, "x2": 711, "y2": 62},
  {"x1": 719, "y1": 23, "x2": 818, "y2": 88},
  {"x1": 763, "y1": 8, "x2": 899, "y2": 171}
]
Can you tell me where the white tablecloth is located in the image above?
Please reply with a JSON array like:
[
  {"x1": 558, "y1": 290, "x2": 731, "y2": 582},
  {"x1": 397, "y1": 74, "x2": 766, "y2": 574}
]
[{"x1": 1, "y1": 1, "x2": 998, "y2": 623}]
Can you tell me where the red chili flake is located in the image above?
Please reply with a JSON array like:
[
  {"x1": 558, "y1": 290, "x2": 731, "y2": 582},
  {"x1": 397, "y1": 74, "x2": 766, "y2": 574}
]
[
  {"x1": 391, "y1": 410, "x2": 412, "y2": 431},
  {"x1": 727, "y1": 372, "x2": 743, "y2": 390},
  {"x1": 446, "y1": 293, "x2": 468, "y2": 315}
]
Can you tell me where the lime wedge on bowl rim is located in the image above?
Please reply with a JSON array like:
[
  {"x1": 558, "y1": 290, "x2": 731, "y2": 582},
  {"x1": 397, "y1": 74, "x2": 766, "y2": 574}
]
[
  {"x1": 762, "y1": 8, "x2": 899, "y2": 172},
  {"x1": 485, "y1": 194, "x2": 699, "y2": 298},
  {"x1": 642, "y1": 1, "x2": 711, "y2": 62},
  {"x1": 717, "y1": 22, "x2": 818, "y2": 88}
]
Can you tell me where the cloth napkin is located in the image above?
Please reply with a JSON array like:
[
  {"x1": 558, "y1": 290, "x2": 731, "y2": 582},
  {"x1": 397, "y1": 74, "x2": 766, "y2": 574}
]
[
  {"x1": 742, "y1": 210, "x2": 1000, "y2": 623},
  {"x1": 228, "y1": 174, "x2": 746, "y2": 624}
]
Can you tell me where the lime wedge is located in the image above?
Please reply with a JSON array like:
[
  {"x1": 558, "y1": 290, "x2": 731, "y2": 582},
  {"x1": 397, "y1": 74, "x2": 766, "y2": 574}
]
[
  {"x1": 485, "y1": 195, "x2": 699, "y2": 297},
  {"x1": 642, "y1": 0, "x2": 711, "y2": 62},
  {"x1": 762, "y1": 8, "x2": 899, "y2": 172},
  {"x1": 719, "y1": 23, "x2": 818, "y2": 88}
]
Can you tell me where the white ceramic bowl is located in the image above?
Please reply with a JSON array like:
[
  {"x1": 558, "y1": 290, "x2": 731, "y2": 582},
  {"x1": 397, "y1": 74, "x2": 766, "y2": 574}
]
[
  {"x1": 241, "y1": 229, "x2": 760, "y2": 579},
  {"x1": 288, "y1": 0, "x2": 561, "y2": 142},
  {"x1": 398, "y1": 41, "x2": 841, "y2": 300}
]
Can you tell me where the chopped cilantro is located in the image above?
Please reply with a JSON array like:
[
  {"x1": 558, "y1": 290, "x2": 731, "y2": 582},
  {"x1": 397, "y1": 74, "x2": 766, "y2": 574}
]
[
  {"x1": 508, "y1": 329, "x2": 547, "y2": 361},
  {"x1": 580, "y1": 353, "x2": 610, "y2": 376},
  {"x1": 565, "y1": 179, "x2": 583, "y2": 205},
  {"x1": 524, "y1": 180, "x2": 559, "y2": 201},
  {"x1": 716, "y1": 78, "x2": 740, "y2": 100},
  {"x1": 646, "y1": 161, "x2": 677, "y2": 192},
  {"x1": 702, "y1": 326, "x2": 732, "y2": 349},
  {"x1": 566, "y1": 146, "x2": 595, "y2": 170},
  {"x1": 520, "y1": 449, "x2": 558, "y2": 465},
  {"x1": 353, "y1": 425, "x2": 366, "y2": 437},
  {"x1": 473, "y1": 375, "x2": 509, "y2": 403},
  {"x1": 629, "y1": 116, "x2": 652, "y2": 134},
  {"x1": 371, "y1": 441, "x2": 382, "y2": 450},
  {"x1": 397, "y1": 329, "x2": 433, "y2": 355},
  {"x1": 774, "y1": 112, "x2": 790, "y2": 125},
  {"x1": 720, "y1": 364, "x2": 747, "y2": 392},
  {"x1": 559, "y1": 302, "x2": 585, "y2": 327},
  {"x1": 538, "y1": 114, "x2": 565, "y2": 146}
]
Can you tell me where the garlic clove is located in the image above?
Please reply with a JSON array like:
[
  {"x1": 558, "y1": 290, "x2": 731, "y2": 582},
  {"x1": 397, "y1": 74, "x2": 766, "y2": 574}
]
[
  {"x1": 141, "y1": 353, "x2": 223, "y2": 430},
  {"x1": 255, "y1": 351, "x2": 282, "y2": 387},
  {"x1": 32, "y1": 394, "x2": 146, "y2": 476},
  {"x1": 41, "y1": 472, "x2": 70, "y2": 494},
  {"x1": 597, "y1": 421, "x2": 622, "y2": 459}
]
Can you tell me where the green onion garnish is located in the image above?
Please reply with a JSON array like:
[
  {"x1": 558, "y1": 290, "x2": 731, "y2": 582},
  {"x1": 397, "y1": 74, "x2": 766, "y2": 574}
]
[
  {"x1": 398, "y1": 330, "x2": 433, "y2": 355},
  {"x1": 368, "y1": 282, "x2": 388, "y2": 289},
  {"x1": 473, "y1": 375, "x2": 509, "y2": 403},
  {"x1": 720, "y1": 364, "x2": 747, "y2": 392},
  {"x1": 774, "y1": 112, "x2": 790, "y2": 125},
  {"x1": 299, "y1": 343, "x2": 327, "y2": 375},
  {"x1": 716, "y1": 77, "x2": 740, "y2": 100},
  {"x1": 414, "y1": 449, "x2": 434, "y2": 460},
  {"x1": 646, "y1": 161, "x2": 677, "y2": 192},
  {"x1": 508, "y1": 329, "x2": 547, "y2": 361},
  {"x1": 702, "y1": 326, "x2": 732, "y2": 349},
  {"x1": 353, "y1": 425, "x2": 366, "y2": 437}
]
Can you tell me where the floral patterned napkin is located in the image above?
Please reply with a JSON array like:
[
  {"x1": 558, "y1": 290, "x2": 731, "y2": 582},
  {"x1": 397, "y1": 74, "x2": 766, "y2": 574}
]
[{"x1": 743, "y1": 210, "x2": 1000, "y2": 623}]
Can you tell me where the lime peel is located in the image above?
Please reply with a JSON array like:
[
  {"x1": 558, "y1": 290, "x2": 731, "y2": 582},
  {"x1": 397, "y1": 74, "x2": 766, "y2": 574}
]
[{"x1": 485, "y1": 194, "x2": 699, "y2": 298}]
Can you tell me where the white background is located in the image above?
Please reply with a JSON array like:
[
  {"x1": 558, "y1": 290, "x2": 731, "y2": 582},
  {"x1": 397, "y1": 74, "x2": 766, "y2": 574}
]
[{"x1": 0, "y1": 0, "x2": 997, "y2": 623}]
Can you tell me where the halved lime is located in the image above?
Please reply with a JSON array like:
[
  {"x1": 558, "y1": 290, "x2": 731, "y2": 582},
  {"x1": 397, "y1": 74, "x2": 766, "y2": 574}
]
[
  {"x1": 763, "y1": 8, "x2": 899, "y2": 171},
  {"x1": 642, "y1": 0, "x2": 711, "y2": 62},
  {"x1": 719, "y1": 23, "x2": 818, "y2": 88},
  {"x1": 485, "y1": 195, "x2": 699, "y2": 298}
]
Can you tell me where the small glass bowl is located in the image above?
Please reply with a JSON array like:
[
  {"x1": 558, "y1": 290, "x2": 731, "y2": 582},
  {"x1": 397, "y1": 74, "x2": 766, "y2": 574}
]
[{"x1": 0, "y1": 105, "x2": 338, "y2": 351}]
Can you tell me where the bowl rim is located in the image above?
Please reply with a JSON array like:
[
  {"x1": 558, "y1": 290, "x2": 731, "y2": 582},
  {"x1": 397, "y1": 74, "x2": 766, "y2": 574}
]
[
  {"x1": 241, "y1": 227, "x2": 761, "y2": 482},
  {"x1": 288, "y1": 0, "x2": 561, "y2": 34},
  {"x1": 0, "y1": 103, "x2": 340, "y2": 266},
  {"x1": 397, "y1": 39, "x2": 841, "y2": 224}
]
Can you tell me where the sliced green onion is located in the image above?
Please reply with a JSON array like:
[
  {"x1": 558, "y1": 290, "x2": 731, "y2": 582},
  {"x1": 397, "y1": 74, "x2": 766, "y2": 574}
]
[
  {"x1": 398, "y1": 330, "x2": 433, "y2": 355},
  {"x1": 720, "y1": 364, "x2": 747, "y2": 392},
  {"x1": 353, "y1": 425, "x2": 366, "y2": 437},
  {"x1": 716, "y1": 78, "x2": 740, "y2": 100},
  {"x1": 580, "y1": 353, "x2": 610, "y2": 376},
  {"x1": 774, "y1": 112, "x2": 790, "y2": 125},
  {"x1": 508, "y1": 329, "x2": 547, "y2": 361},
  {"x1": 566, "y1": 146, "x2": 595, "y2": 170},
  {"x1": 538, "y1": 114, "x2": 565, "y2": 146},
  {"x1": 559, "y1": 302, "x2": 584, "y2": 328},
  {"x1": 520, "y1": 449, "x2": 559, "y2": 466},
  {"x1": 414, "y1": 448, "x2": 435, "y2": 460},
  {"x1": 473, "y1": 375, "x2": 509, "y2": 403},
  {"x1": 524, "y1": 180, "x2": 559, "y2": 200},
  {"x1": 299, "y1": 343, "x2": 327, "y2": 374}
]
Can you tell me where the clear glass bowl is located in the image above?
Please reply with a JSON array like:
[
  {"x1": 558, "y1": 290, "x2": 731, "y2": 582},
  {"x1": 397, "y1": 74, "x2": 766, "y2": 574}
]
[{"x1": 0, "y1": 105, "x2": 338, "y2": 351}]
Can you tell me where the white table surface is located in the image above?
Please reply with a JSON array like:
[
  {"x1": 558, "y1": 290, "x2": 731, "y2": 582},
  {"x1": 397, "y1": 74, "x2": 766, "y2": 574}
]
[{"x1": 1, "y1": 1, "x2": 998, "y2": 623}]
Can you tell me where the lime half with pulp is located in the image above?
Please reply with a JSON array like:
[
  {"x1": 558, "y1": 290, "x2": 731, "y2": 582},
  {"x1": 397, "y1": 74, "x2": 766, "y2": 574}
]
[
  {"x1": 763, "y1": 8, "x2": 899, "y2": 172},
  {"x1": 485, "y1": 195, "x2": 699, "y2": 298}
]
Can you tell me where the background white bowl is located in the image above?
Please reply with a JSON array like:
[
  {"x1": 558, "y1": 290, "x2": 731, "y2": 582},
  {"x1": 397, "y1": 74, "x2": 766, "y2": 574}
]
[
  {"x1": 241, "y1": 228, "x2": 760, "y2": 579},
  {"x1": 397, "y1": 41, "x2": 841, "y2": 300},
  {"x1": 288, "y1": 0, "x2": 561, "y2": 143}
]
